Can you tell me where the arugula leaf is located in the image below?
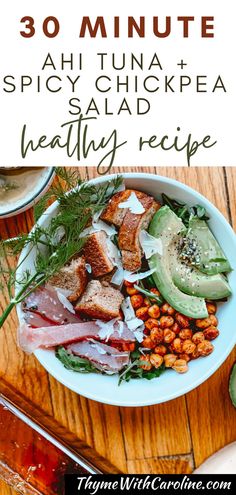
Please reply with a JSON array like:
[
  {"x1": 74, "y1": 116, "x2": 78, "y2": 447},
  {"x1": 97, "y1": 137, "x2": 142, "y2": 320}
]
[
  {"x1": 56, "y1": 346, "x2": 98, "y2": 373},
  {"x1": 56, "y1": 344, "x2": 166, "y2": 384},
  {"x1": 143, "y1": 366, "x2": 165, "y2": 380},
  {"x1": 162, "y1": 194, "x2": 209, "y2": 226},
  {"x1": 118, "y1": 350, "x2": 166, "y2": 385}
]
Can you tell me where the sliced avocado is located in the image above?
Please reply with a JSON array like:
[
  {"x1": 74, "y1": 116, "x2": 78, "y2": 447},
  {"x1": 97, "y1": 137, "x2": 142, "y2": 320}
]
[
  {"x1": 180, "y1": 217, "x2": 232, "y2": 275},
  {"x1": 229, "y1": 363, "x2": 236, "y2": 408},
  {"x1": 148, "y1": 206, "x2": 208, "y2": 318},
  {"x1": 172, "y1": 258, "x2": 232, "y2": 300}
]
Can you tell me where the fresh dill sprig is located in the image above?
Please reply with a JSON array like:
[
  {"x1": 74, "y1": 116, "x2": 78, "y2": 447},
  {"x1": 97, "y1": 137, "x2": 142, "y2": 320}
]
[
  {"x1": 0, "y1": 170, "x2": 123, "y2": 328},
  {"x1": 33, "y1": 167, "x2": 83, "y2": 221}
]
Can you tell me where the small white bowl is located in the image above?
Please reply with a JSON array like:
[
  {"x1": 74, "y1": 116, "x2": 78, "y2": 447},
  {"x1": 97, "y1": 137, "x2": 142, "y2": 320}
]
[
  {"x1": 0, "y1": 167, "x2": 55, "y2": 218},
  {"x1": 16, "y1": 173, "x2": 236, "y2": 407}
]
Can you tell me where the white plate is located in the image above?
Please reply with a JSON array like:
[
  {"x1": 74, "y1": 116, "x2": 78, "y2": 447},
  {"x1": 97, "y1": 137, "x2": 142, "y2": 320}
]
[{"x1": 16, "y1": 173, "x2": 236, "y2": 407}]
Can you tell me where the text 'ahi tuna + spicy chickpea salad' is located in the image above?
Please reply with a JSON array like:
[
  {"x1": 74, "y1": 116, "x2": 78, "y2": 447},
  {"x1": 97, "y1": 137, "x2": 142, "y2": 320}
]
[{"x1": 0, "y1": 171, "x2": 232, "y2": 385}]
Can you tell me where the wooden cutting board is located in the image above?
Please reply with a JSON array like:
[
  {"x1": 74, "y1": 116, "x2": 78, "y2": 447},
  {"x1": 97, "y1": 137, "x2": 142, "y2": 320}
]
[{"x1": 0, "y1": 166, "x2": 235, "y2": 491}]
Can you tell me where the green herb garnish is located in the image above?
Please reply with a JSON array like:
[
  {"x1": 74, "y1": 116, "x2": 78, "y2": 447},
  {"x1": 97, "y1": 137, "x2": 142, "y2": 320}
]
[
  {"x1": 162, "y1": 194, "x2": 209, "y2": 227},
  {"x1": 56, "y1": 346, "x2": 98, "y2": 373},
  {"x1": 118, "y1": 349, "x2": 165, "y2": 385}
]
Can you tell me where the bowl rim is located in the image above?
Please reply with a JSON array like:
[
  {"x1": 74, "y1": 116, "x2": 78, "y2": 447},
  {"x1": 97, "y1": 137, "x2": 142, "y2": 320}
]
[
  {"x1": 17, "y1": 172, "x2": 236, "y2": 407},
  {"x1": 0, "y1": 167, "x2": 55, "y2": 218}
]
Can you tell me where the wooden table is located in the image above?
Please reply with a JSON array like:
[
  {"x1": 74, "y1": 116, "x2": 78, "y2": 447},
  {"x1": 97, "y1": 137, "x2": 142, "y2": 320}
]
[{"x1": 0, "y1": 166, "x2": 235, "y2": 492}]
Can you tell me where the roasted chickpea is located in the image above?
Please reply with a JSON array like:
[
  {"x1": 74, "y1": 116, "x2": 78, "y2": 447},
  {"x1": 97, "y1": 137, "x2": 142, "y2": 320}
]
[
  {"x1": 143, "y1": 297, "x2": 151, "y2": 307},
  {"x1": 154, "y1": 344, "x2": 167, "y2": 356},
  {"x1": 135, "y1": 306, "x2": 149, "y2": 321},
  {"x1": 209, "y1": 314, "x2": 218, "y2": 326},
  {"x1": 160, "y1": 303, "x2": 175, "y2": 316},
  {"x1": 148, "y1": 304, "x2": 161, "y2": 319},
  {"x1": 197, "y1": 340, "x2": 214, "y2": 356},
  {"x1": 172, "y1": 359, "x2": 188, "y2": 373},
  {"x1": 160, "y1": 315, "x2": 175, "y2": 329},
  {"x1": 164, "y1": 353, "x2": 177, "y2": 368},
  {"x1": 122, "y1": 343, "x2": 136, "y2": 352},
  {"x1": 150, "y1": 327, "x2": 164, "y2": 344},
  {"x1": 182, "y1": 339, "x2": 196, "y2": 355},
  {"x1": 150, "y1": 353, "x2": 163, "y2": 368},
  {"x1": 203, "y1": 326, "x2": 219, "y2": 341},
  {"x1": 124, "y1": 280, "x2": 134, "y2": 288},
  {"x1": 126, "y1": 286, "x2": 139, "y2": 295},
  {"x1": 171, "y1": 322, "x2": 180, "y2": 334},
  {"x1": 206, "y1": 302, "x2": 217, "y2": 314},
  {"x1": 163, "y1": 328, "x2": 175, "y2": 344},
  {"x1": 195, "y1": 317, "x2": 209, "y2": 329},
  {"x1": 130, "y1": 294, "x2": 144, "y2": 309},
  {"x1": 191, "y1": 347, "x2": 200, "y2": 359},
  {"x1": 150, "y1": 288, "x2": 161, "y2": 297},
  {"x1": 145, "y1": 318, "x2": 159, "y2": 330},
  {"x1": 175, "y1": 313, "x2": 190, "y2": 328},
  {"x1": 171, "y1": 338, "x2": 183, "y2": 354},
  {"x1": 196, "y1": 316, "x2": 217, "y2": 329},
  {"x1": 192, "y1": 331, "x2": 205, "y2": 345},
  {"x1": 139, "y1": 355, "x2": 152, "y2": 370},
  {"x1": 141, "y1": 336, "x2": 156, "y2": 349},
  {"x1": 179, "y1": 328, "x2": 193, "y2": 340},
  {"x1": 179, "y1": 353, "x2": 191, "y2": 363}
]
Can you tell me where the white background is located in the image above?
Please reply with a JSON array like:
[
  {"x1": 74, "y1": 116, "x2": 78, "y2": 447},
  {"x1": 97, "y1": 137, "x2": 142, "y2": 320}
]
[{"x1": 0, "y1": 0, "x2": 235, "y2": 167}]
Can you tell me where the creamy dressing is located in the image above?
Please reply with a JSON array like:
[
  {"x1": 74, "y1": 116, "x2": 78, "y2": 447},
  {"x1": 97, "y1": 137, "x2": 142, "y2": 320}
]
[{"x1": 0, "y1": 167, "x2": 51, "y2": 214}]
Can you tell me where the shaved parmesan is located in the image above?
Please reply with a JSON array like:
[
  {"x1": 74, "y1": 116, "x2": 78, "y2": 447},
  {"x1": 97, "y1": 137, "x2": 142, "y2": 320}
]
[
  {"x1": 55, "y1": 289, "x2": 75, "y2": 314},
  {"x1": 79, "y1": 226, "x2": 93, "y2": 238},
  {"x1": 126, "y1": 318, "x2": 144, "y2": 331},
  {"x1": 93, "y1": 208, "x2": 104, "y2": 223},
  {"x1": 133, "y1": 328, "x2": 144, "y2": 343},
  {"x1": 96, "y1": 318, "x2": 119, "y2": 341},
  {"x1": 89, "y1": 339, "x2": 107, "y2": 355},
  {"x1": 118, "y1": 192, "x2": 145, "y2": 214},
  {"x1": 106, "y1": 238, "x2": 122, "y2": 267},
  {"x1": 111, "y1": 266, "x2": 124, "y2": 286},
  {"x1": 121, "y1": 297, "x2": 144, "y2": 342},
  {"x1": 85, "y1": 263, "x2": 92, "y2": 273},
  {"x1": 52, "y1": 287, "x2": 72, "y2": 297},
  {"x1": 112, "y1": 266, "x2": 156, "y2": 286},
  {"x1": 80, "y1": 220, "x2": 117, "y2": 238},
  {"x1": 121, "y1": 297, "x2": 135, "y2": 321},
  {"x1": 139, "y1": 230, "x2": 163, "y2": 259},
  {"x1": 116, "y1": 320, "x2": 125, "y2": 336},
  {"x1": 93, "y1": 220, "x2": 116, "y2": 236},
  {"x1": 123, "y1": 267, "x2": 156, "y2": 283}
]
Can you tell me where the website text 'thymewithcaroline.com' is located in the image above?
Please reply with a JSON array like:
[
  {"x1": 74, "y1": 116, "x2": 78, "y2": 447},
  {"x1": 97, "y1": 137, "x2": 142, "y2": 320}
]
[{"x1": 74, "y1": 475, "x2": 232, "y2": 494}]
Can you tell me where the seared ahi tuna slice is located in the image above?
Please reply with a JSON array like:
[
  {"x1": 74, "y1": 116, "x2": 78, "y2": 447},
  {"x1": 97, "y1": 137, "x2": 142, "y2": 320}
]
[
  {"x1": 18, "y1": 320, "x2": 135, "y2": 353},
  {"x1": 67, "y1": 340, "x2": 129, "y2": 373},
  {"x1": 22, "y1": 285, "x2": 81, "y2": 325},
  {"x1": 24, "y1": 311, "x2": 54, "y2": 328}
]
